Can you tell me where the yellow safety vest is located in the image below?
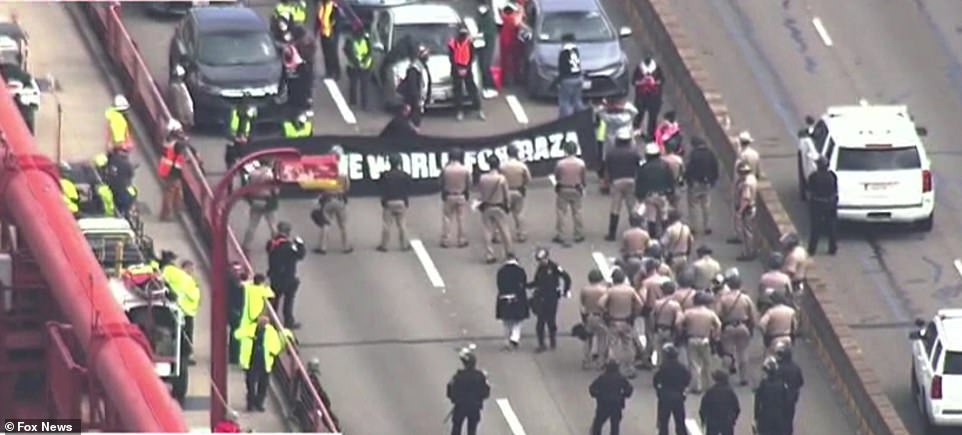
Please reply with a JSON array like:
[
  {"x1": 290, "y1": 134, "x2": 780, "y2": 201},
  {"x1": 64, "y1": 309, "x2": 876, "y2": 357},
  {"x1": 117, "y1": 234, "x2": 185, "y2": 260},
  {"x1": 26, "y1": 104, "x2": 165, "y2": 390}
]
[
  {"x1": 96, "y1": 184, "x2": 115, "y2": 216},
  {"x1": 352, "y1": 37, "x2": 373, "y2": 70},
  {"x1": 60, "y1": 178, "x2": 79, "y2": 214},
  {"x1": 282, "y1": 120, "x2": 312, "y2": 138},
  {"x1": 240, "y1": 282, "x2": 275, "y2": 327},
  {"x1": 229, "y1": 107, "x2": 255, "y2": 137},
  {"x1": 595, "y1": 118, "x2": 606, "y2": 143},
  {"x1": 162, "y1": 264, "x2": 201, "y2": 317},
  {"x1": 92, "y1": 153, "x2": 109, "y2": 169},
  {"x1": 105, "y1": 108, "x2": 129, "y2": 145},
  {"x1": 236, "y1": 323, "x2": 284, "y2": 371},
  {"x1": 318, "y1": 2, "x2": 335, "y2": 38},
  {"x1": 275, "y1": 1, "x2": 307, "y2": 24}
]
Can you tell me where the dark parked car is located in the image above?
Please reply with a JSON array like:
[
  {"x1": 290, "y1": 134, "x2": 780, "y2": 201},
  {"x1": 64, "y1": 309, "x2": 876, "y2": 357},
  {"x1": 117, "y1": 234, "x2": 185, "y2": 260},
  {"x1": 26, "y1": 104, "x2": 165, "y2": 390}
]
[
  {"x1": 168, "y1": 6, "x2": 282, "y2": 126},
  {"x1": 146, "y1": 2, "x2": 196, "y2": 17},
  {"x1": 520, "y1": 0, "x2": 632, "y2": 99}
]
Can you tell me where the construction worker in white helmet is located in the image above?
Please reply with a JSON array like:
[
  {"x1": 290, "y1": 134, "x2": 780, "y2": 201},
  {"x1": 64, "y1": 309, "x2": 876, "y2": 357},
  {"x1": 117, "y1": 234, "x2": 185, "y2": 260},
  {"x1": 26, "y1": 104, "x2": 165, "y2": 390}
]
[{"x1": 105, "y1": 94, "x2": 132, "y2": 151}]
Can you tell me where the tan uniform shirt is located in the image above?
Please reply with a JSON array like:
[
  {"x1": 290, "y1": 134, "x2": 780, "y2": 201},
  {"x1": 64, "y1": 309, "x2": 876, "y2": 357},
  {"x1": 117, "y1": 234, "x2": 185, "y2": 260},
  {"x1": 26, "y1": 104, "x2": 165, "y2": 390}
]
[
  {"x1": 641, "y1": 274, "x2": 669, "y2": 303},
  {"x1": 672, "y1": 288, "x2": 698, "y2": 310},
  {"x1": 735, "y1": 146, "x2": 761, "y2": 179},
  {"x1": 783, "y1": 246, "x2": 810, "y2": 280},
  {"x1": 759, "y1": 270, "x2": 792, "y2": 295},
  {"x1": 651, "y1": 296, "x2": 683, "y2": 329},
  {"x1": 716, "y1": 289, "x2": 756, "y2": 325},
  {"x1": 500, "y1": 159, "x2": 531, "y2": 190},
  {"x1": 661, "y1": 221, "x2": 693, "y2": 256},
  {"x1": 581, "y1": 283, "x2": 608, "y2": 316},
  {"x1": 621, "y1": 227, "x2": 650, "y2": 257},
  {"x1": 441, "y1": 162, "x2": 471, "y2": 195},
  {"x1": 554, "y1": 156, "x2": 587, "y2": 188},
  {"x1": 680, "y1": 306, "x2": 721, "y2": 339},
  {"x1": 662, "y1": 153, "x2": 685, "y2": 184},
  {"x1": 759, "y1": 304, "x2": 797, "y2": 336},
  {"x1": 599, "y1": 283, "x2": 643, "y2": 320},
  {"x1": 478, "y1": 171, "x2": 509, "y2": 206},
  {"x1": 736, "y1": 174, "x2": 758, "y2": 211},
  {"x1": 692, "y1": 256, "x2": 721, "y2": 290}
]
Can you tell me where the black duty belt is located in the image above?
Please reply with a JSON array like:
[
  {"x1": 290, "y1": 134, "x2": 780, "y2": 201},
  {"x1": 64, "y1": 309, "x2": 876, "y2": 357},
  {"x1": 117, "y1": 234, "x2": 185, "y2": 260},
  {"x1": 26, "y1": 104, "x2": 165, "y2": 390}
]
[
  {"x1": 655, "y1": 324, "x2": 673, "y2": 331},
  {"x1": 444, "y1": 192, "x2": 465, "y2": 196},
  {"x1": 723, "y1": 320, "x2": 746, "y2": 328},
  {"x1": 610, "y1": 317, "x2": 631, "y2": 322},
  {"x1": 559, "y1": 184, "x2": 582, "y2": 189}
]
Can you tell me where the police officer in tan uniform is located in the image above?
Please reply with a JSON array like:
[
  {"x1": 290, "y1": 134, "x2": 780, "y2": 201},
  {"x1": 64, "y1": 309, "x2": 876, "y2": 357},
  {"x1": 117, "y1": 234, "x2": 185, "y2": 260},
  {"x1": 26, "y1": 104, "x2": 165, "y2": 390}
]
[
  {"x1": 691, "y1": 246, "x2": 721, "y2": 291},
  {"x1": 580, "y1": 269, "x2": 609, "y2": 369},
  {"x1": 660, "y1": 209, "x2": 693, "y2": 274},
  {"x1": 604, "y1": 128, "x2": 640, "y2": 241},
  {"x1": 648, "y1": 281, "x2": 683, "y2": 367},
  {"x1": 643, "y1": 241, "x2": 675, "y2": 280},
  {"x1": 620, "y1": 220, "x2": 650, "y2": 260},
  {"x1": 440, "y1": 148, "x2": 471, "y2": 248},
  {"x1": 781, "y1": 232, "x2": 811, "y2": 297},
  {"x1": 728, "y1": 161, "x2": 758, "y2": 261},
  {"x1": 758, "y1": 252, "x2": 792, "y2": 314},
  {"x1": 758, "y1": 292, "x2": 798, "y2": 358},
  {"x1": 500, "y1": 145, "x2": 531, "y2": 243},
  {"x1": 734, "y1": 130, "x2": 760, "y2": 179},
  {"x1": 672, "y1": 268, "x2": 699, "y2": 311},
  {"x1": 314, "y1": 146, "x2": 353, "y2": 254},
  {"x1": 477, "y1": 154, "x2": 513, "y2": 264},
  {"x1": 553, "y1": 142, "x2": 586, "y2": 246},
  {"x1": 599, "y1": 268, "x2": 644, "y2": 378},
  {"x1": 715, "y1": 275, "x2": 756, "y2": 386},
  {"x1": 661, "y1": 145, "x2": 685, "y2": 211},
  {"x1": 680, "y1": 292, "x2": 721, "y2": 393}
]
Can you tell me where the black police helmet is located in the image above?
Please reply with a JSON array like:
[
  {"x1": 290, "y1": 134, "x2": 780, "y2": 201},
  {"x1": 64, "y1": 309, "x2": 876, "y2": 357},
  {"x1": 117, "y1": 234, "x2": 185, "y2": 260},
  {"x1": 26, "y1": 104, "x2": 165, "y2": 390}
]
[
  {"x1": 388, "y1": 153, "x2": 403, "y2": 168},
  {"x1": 662, "y1": 343, "x2": 679, "y2": 359},
  {"x1": 486, "y1": 154, "x2": 501, "y2": 169},
  {"x1": 775, "y1": 344, "x2": 793, "y2": 361},
  {"x1": 610, "y1": 268, "x2": 626, "y2": 284},
  {"x1": 449, "y1": 148, "x2": 465, "y2": 162},
  {"x1": 769, "y1": 252, "x2": 785, "y2": 270},
  {"x1": 661, "y1": 280, "x2": 677, "y2": 295},
  {"x1": 677, "y1": 267, "x2": 697, "y2": 288},
  {"x1": 588, "y1": 269, "x2": 604, "y2": 284}
]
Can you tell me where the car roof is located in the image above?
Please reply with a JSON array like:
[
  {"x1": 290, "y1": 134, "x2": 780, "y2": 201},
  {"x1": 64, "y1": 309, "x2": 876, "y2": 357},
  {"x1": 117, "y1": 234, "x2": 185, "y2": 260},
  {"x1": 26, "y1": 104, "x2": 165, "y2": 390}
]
[
  {"x1": 537, "y1": 0, "x2": 600, "y2": 13},
  {"x1": 822, "y1": 104, "x2": 922, "y2": 149},
  {"x1": 389, "y1": 3, "x2": 461, "y2": 25},
  {"x1": 191, "y1": 6, "x2": 266, "y2": 34},
  {"x1": 936, "y1": 310, "x2": 962, "y2": 352},
  {"x1": 0, "y1": 21, "x2": 25, "y2": 39},
  {"x1": 77, "y1": 217, "x2": 135, "y2": 234}
]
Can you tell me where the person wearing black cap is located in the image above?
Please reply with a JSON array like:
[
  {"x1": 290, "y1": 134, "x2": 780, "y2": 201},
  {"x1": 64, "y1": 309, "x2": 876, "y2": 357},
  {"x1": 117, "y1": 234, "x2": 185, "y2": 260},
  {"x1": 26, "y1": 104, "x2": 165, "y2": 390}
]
[
  {"x1": 448, "y1": 26, "x2": 484, "y2": 122},
  {"x1": 635, "y1": 141, "x2": 674, "y2": 237},
  {"x1": 554, "y1": 33, "x2": 585, "y2": 118},
  {"x1": 377, "y1": 154, "x2": 413, "y2": 252},
  {"x1": 496, "y1": 254, "x2": 529, "y2": 350},
  {"x1": 266, "y1": 221, "x2": 306, "y2": 328},
  {"x1": 528, "y1": 247, "x2": 572, "y2": 352},
  {"x1": 754, "y1": 357, "x2": 790, "y2": 435},
  {"x1": 698, "y1": 370, "x2": 740, "y2": 435},
  {"x1": 775, "y1": 345, "x2": 804, "y2": 434},
  {"x1": 684, "y1": 136, "x2": 719, "y2": 235},
  {"x1": 654, "y1": 343, "x2": 692, "y2": 435},
  {"x1": 589, "y1": 360, "x2": 634, "y2": 435},
  {"x1": 447, "y1": 350, "x2": 490, "y2": 435},
  {"x1": 477, "y1": 153, "x2": 513, "y2": 263}
]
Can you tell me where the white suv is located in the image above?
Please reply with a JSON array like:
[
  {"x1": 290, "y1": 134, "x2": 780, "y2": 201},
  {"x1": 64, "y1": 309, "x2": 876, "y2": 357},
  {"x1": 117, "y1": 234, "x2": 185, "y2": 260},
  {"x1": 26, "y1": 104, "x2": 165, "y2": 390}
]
[
  {"x1": 797, "y1": 104, "x2": 934, "y2": 231},
  {"x1": 910, "y1": 309, "x2": 962, "y2": 430}
]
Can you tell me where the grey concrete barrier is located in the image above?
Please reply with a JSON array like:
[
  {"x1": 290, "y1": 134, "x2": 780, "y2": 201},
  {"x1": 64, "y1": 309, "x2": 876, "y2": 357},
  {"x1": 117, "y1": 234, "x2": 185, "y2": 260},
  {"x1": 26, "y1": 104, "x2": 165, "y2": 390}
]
[{"x1": 621, "y1": 0, "x2": 911, "y2": 433}]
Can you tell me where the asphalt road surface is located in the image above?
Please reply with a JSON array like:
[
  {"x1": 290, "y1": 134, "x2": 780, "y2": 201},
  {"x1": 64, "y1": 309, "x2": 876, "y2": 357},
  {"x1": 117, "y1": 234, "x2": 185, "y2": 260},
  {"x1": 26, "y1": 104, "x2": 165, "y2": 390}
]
[
  {"x1": 668, "y1": 0, "x2": 962, "y2": 433},
  {"x1": 118, "y1": 1, "x2": 856, "y2": 433}
]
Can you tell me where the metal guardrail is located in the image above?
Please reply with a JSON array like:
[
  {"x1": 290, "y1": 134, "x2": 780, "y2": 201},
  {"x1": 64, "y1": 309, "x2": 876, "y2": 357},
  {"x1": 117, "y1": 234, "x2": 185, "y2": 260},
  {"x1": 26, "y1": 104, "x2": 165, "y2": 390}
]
[{"x1": 79, "y1": 3, "x2": 337, "y2": 431}]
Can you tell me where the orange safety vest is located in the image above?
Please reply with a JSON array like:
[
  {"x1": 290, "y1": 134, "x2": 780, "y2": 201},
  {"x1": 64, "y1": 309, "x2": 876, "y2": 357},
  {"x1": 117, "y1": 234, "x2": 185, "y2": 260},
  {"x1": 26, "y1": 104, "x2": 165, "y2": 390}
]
[
  {"x1": 157, "y1": 147, "x2": 186, "y2": 178},
  {"x1": 449, "y1": 38, "x2": 471, "y2": 67},
  {"x1": 318, "y1": 2, "x2": 335, "y2": 38}
]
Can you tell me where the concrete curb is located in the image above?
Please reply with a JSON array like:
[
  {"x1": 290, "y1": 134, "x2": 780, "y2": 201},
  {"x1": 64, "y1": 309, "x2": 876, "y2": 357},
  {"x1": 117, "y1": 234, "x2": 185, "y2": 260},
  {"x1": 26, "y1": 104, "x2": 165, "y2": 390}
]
[{"x1": 622, "y1": 0, "x2": 911, "y2": 434}]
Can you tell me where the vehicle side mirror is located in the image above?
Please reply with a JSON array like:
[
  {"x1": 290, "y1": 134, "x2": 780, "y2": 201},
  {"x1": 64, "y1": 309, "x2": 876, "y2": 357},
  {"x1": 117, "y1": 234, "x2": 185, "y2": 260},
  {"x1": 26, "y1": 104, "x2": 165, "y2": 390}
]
[
  {"x1": 618, "y1": 27, "x2": 632, "y2": 38},
  {"x1": 909, "y1": 331, "x2": 922, "y2": 340},
  {"x1": 916, "y1": 126, "x2": 928, "y2": 137},
  {"x1": 915, "y1": 318, "x2": 926, "y2": 328}
]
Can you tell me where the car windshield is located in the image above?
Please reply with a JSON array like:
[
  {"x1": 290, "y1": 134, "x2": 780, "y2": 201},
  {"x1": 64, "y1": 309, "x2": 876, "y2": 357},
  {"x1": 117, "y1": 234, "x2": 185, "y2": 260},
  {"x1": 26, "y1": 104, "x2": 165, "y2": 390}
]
[
  {"x1": 198, "y1": 32, "x2": 276, "y2": 66},
  {"x1": 835, "y1": 147, "x2": 921, "y2": 171},
  {"x1": 540, "y1": 11, "x2": 613, "y2": 42},
  {"x1": 944, "y1": 351, "x2": 962, "y2": 375},
  {"x1": 392, "y1": 23, "x2": 458, "y2": 57}
]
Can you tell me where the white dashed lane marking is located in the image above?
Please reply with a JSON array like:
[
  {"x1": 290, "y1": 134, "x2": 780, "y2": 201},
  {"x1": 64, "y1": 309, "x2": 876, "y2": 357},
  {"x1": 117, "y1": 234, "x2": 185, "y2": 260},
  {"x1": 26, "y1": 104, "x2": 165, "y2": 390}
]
[
  {"x1": 410, "y1": 239, "x2": 445, "y2": 289},
  {"x1": 496, "y1": 398, "x2": 528, "y2": 435},
  {"x1": 324, "y1": 78, "x2": 357, "y2": 125},
  {"x1": 505, "y1": 94, "x2": 529, "y2": 125},
  {"x1": 812, "y1": 17, "x2": 834, "y2": 47}
]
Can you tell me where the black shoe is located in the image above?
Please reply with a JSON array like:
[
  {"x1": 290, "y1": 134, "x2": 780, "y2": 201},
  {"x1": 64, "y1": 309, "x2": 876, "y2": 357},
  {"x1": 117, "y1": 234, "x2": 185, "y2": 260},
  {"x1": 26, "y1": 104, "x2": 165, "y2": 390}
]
[
  {"x1": 256, "y1": 404, "x2": 266, "y2": 412},
  {"x1": 549, "y1": 336, "x2": 557, "y2": 349},
  {"x1": 605, "y1": 214, "x2": 619, "y2": 241},
  {"x1": 376, "y1": 246, "x2": 388, "y2": 252},
  {"x1": 828, "y1": 246, "x2": 838, "y2": 255},
  {"x1": 288, "y1": 321, "x2": 302, "y2": 329},
  {"x1": 535, "y1": 345, "x2": 547, "y2": 353},
  {"x1": 313, "y1": 248, "x2": 327, "y2": 255},
  {"x1": 704, "y1": 228, "x2": 713, "y2": 235},
  {"x1": 726, "y1": 237, "x2": 742, "y2": 244},
  {"x1": 573, "y1": 235, "x2": 585, "y2": 243}
]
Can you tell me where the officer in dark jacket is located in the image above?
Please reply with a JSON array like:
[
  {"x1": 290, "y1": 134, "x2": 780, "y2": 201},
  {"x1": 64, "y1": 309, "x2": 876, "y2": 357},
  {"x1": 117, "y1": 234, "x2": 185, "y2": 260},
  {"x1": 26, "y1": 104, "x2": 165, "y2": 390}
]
[
  {"x1": 527, "y1": 247, "x2": 572, "y2": 352},
  {"x1": 775, "y1": 345, "x2": 804, "y2": 435},
  {"x1": 377, "y1": 154, "x2": 414, "y2": 252},
  {"x1": 755, "y1": 358, "x2": 790, "y2": 435},
  {"x1": 604, "y1": 128, "x2": 641, "y2": 241},
  {"x1": 654, "y1": 343, "x2": 692, "y2": 435},
  {"x1": 684, "y1": 137, "x2": 719, "y2": 235},
  {"x1": 228, "y1": 262, "x2": 248, "y2": 364},
  {"x1": 589, "y1": 360, "x2": 634, "y2": 435},
  {"x1": 447, "y1": 350, "x2": 491, "y2": 435},
  {"x1": 266, "y1": 221, "x2": 307, "y2": 328},
  {"x1": 805, "y1": 156, "x2": 838, "y2": 255},
  {"x1": 635, "y1": 142, "x2": 676, "y2": 237},
  {"x1": 699, "y1": 370, "x2": 740, "y2": 435}
]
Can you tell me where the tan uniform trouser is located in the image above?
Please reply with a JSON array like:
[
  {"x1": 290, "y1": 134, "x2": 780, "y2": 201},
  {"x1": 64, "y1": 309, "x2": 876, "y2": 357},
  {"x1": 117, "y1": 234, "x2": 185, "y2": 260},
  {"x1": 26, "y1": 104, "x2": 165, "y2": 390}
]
[
  {"x1": 584, "y1": 313, "x2": 608, "y2": 364},
  {"x1": 735, "y1": 207, "x2": 757, "y2": 256},
  {"x1": 481, "y1": 206, "x2": 512, "y2": 260},
  {"x1": 721, "y1": 324, "x2": 751, "y2": 383},
  {"x1": 441, "y1": 194, "x2": 468, "y2": 246},
  {"x1": 650, "y1": 327, "x2": 674, "y2": 367},
  {"x1": 645, "y1": 193, "x2": 668, "y2": 230},
  {"x1": 318, "y1": 199, "x2": 349, "y2": 251},
  {"x1": 610, "y1": 178, "x2": 636, "y2": 216},
  {"x1": 608, "y1": 321, "x2": 635, "y2": 376},
  {"x1": 687, "y1": 182, "x2": 711, "y2": 233},
  {"x1": 687, "y1": 337, "x2": 713, "y2": 392},
  {"x1": 764, "y1": 334, "x2": 793, "y2": 358},
  {"x1": 160, "y1": 177, "x2": 183, "y2": 221},
  {"x1": 668, "y1": 254, "x2": 689, "y2": 277},
  {"x1": 380, "y1": 200, "x2": 409, "y2": 249},
  {"x1": 507, "y1": 190, "x2": 526, "y2": 240},
  {"x1": 242, "y1": 203, "x2": 277, "y2": 250},
  {"x1": 555, "y1": 187, "x2": 584, "y2": 239}
]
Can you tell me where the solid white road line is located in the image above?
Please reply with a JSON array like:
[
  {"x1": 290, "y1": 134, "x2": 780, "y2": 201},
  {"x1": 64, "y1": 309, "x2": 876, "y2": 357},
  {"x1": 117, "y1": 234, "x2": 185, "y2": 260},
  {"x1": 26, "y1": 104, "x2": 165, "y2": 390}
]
[
  {"x1": 592, "y1": 251, "x2": 614, "y2": 282},
  {"x1": 811, "y1": 17, "x2": 834, "y2": 47},
  {"x1": 685, "y1": 418, "x2": 705, "y2": 435},
  {"x1": 410, "y1": 239, "x2": 445, "y2": 289},
  {"x1": 505, "y1": 95, "x2": 530, "y2": 124},
  {"x1": 954, "y1": 259, "x2": 962, "y2": 278},
  {"x1": 548, "y1": 174, "x2": 557, "y2": 186},
  {"x1": 496, "y1": 398, "x2": 528, "y2": 435},
  {"x1": 324, "y1": 78, "x2": 357, "y2": 125}
]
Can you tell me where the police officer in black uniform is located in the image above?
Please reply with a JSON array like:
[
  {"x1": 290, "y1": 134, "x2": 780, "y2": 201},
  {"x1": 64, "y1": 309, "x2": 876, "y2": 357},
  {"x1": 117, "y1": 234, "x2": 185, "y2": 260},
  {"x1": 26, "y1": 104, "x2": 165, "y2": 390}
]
[
  {"x1": 447, "y1": 350, "x2": 490, "y2": 435},
  {"x1": 635, "y1": 143, "x2": 676, "y2": 237},
  {"x1": 604, "y1": 129, "x2": 641, "y2": 241},
  {"x1": 654, "y1": 343, "x2": 692, "y2": 435},
  {"x1": 775, "y1": 346, "x2": 804, "y2": 435},
  {"x1": 754, "y1": 358, "x2": 790, "y2": 435},
  {"x1": 805, "y1": 156, "x2": 838, "y2": 255},
  {"x1": 699, "y1": 370, "x2": 740, "y2": 435},
  {"x1": 589, "y1": 360, "x2": 634, "y2": 435},
  {"x1": 266, "y1": 221, "x2": 307, "y2": 329},
  {"x1": 528, "y1": 247, "x2": 572, "y2": 352}
]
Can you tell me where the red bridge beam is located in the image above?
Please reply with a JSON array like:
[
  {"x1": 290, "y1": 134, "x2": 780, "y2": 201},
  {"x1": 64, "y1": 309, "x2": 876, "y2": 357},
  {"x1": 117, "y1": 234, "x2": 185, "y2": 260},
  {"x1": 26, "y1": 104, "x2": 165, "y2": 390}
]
[{"x1": 0, "y1": 76, "x2": 187, "y2": 431}]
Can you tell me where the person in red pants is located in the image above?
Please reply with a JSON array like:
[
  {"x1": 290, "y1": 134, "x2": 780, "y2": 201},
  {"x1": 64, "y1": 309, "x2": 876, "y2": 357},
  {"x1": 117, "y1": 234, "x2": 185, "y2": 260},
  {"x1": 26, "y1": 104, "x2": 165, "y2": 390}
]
[{"x1": 499, "y1": 4, "x2": 524, "y2": 86}]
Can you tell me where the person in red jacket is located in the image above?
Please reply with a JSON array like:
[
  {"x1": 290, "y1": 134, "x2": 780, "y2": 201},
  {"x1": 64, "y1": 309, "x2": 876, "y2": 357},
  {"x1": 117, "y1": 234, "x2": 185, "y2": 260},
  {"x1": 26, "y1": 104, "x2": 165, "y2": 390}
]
[
  {"x1": 498, "y1": 3, "x2": 524, "y2": 86},
  {"x1": 212, "y1": 410, "x2": 241, "y2": 433}
]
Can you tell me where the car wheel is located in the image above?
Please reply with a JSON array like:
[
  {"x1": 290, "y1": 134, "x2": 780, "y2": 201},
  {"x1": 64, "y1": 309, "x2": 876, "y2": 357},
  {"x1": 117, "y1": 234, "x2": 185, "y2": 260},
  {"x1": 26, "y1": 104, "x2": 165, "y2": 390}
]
[
  {"x1": 797, "y1": 151, "x2": 808, "y2": 201},
  {"x1": 525, "y1": 67, "x2": 539, "y2": 100},
  {"x1": 918, "y1": 212, "x2": 934, "y2": 232}
]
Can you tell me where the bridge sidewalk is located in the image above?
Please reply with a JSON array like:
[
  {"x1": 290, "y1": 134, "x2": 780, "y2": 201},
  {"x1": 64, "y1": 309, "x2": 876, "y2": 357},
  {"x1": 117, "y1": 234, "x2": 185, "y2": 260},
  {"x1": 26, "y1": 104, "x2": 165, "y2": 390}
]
[{"x1": 8, "y1": 3, "x2": 288, "y2": 431}]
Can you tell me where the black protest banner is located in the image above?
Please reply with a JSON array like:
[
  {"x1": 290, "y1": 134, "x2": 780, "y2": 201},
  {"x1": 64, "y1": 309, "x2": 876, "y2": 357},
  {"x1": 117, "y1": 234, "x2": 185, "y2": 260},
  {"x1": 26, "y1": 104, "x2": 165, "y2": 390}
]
[{"x1": 243, "y1": 110, "x2": 597, "y2": 196}]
